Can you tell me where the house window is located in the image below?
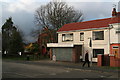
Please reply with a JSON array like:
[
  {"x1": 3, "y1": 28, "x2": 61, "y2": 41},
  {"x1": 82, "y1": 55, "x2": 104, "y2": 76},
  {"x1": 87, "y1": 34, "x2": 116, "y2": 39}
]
[
  {"x1": 116, "y1": 30, "x2": 120, "y2": 33},
  {"x1": 116, "y1": 28, "x2": 120, "y2": 33},
  {"x1": 112, "y1": 46, "x2": 119, "y2": 49},
  {"x1": 62, "y1": 33, "x2": 73, "y2": 42},
  {"x1": 93, "y1": 31, "x2": 104, "y2": 40},
  {"x1": 93, "y1": 49, "x2": 104, "y2": 58},
  {"x1": 80, "y1": 33, "x2": 84, "y2": 41}
]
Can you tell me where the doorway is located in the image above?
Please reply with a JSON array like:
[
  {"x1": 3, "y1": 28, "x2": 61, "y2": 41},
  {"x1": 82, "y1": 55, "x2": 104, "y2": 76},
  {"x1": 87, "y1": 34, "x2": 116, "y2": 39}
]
[{"x1": 74, "y1": 45, "x2": 82, "y2": 62}]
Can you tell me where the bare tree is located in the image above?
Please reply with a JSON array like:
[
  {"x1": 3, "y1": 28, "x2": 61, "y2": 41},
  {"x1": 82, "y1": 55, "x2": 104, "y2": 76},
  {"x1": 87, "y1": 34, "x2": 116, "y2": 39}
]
[{"x1": 35, "y1": 1, "x2": 83, "y2": 30}]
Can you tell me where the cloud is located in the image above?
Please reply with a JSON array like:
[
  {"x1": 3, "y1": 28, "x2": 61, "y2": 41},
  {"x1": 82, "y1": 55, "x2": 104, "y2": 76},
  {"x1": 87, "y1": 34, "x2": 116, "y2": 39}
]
[
  {"x1": 2, "y1": 0, "x2": 51, "y2": 3},
  {"x1": 67, "y1": 2, "x2": 118, "y2": 21},
  {"x1": 6, "y1": 0, "x2": 39, "y2": 13},
  {"x1": 118, "y1": 1, "x2": 120, "y2": 11},
  {"x1": 23, "y1": 34, "x2": 37, "y2": 43},
  {"x1": 1, "y1": 0, "x2": 119, "y2": 42},
  {"x1": 4, "y1": 0, "x2": 51, "y2": 13},
  {"x1": 1, "y1": 0, "x2": 51, "y2": 42},
  {"x1": 65, "y1": 0, "x2": 120, "y2": 2}
]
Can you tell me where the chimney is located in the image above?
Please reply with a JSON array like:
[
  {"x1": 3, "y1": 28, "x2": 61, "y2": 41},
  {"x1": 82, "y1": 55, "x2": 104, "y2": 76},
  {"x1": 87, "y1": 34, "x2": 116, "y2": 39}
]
[{"x1": 112, "y1": 8, "x2": 117, "y2": 17}]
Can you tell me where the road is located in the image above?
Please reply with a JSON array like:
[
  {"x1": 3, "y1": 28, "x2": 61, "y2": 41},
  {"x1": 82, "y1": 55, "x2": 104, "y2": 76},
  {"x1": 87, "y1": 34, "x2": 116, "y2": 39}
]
[{"x1": 2, "y1": 60, "x2": 119, "y2": 79}]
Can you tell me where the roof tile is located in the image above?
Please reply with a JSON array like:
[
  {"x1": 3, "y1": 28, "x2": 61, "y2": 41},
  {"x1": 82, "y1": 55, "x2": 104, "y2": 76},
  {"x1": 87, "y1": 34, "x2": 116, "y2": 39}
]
[{"x1": 58, "y1": 15, "x2": 120, "y2": 32}]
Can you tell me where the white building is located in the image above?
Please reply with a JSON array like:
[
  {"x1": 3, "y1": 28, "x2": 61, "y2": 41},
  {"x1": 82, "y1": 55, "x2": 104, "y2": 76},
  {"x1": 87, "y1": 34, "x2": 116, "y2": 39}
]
[{"x1": 47, "y1": 8, "x2": 120, "y2": 62}]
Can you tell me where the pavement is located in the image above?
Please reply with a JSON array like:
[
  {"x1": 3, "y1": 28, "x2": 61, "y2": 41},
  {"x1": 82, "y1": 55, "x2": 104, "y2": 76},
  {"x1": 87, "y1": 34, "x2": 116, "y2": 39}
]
[{"x1": 3, "y1": 59, "x2": 120, "y2": 74}]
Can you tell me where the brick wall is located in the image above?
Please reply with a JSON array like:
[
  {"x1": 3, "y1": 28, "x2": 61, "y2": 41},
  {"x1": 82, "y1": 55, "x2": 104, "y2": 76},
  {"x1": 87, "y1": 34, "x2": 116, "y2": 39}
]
[
  {"x1": 110, "y1": 56, "x2": 120, "y2": 67},
  {"x1": 103, "y1": 54, "x2": 110, "y2": 66},
  {"x1": 97, "y1": 54, "x2": 103, "y2": 66},
  {"x1": 98, "y1": 54, "x2": 120, "y2": 67},
  {"x1": 72, "y1": 47, "x2": 76, "y2": 63},
  {"x1": 97, "y1": 54, "x2": 110, "y2": 66}
]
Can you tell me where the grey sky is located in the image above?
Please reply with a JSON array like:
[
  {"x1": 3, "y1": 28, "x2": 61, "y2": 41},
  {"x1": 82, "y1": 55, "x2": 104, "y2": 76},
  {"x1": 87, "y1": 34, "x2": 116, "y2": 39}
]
[{"x1": 0, "y1": 0, "x2": 120, "y2": 43}]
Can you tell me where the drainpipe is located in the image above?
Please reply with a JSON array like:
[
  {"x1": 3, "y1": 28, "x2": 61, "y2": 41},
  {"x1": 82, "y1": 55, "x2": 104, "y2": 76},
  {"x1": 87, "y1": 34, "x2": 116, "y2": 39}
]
[
  {"x1": 82, "y1": 42, "x2": 84, "y2": 61},
  {"x1": 90, "y1": 37, "x2": 93, "y2": 66},
  {"x1": 88, "y1": 37, "x2": 92, "y2": 66},
  {"x1": 109, "y1": 25, "x2": 110, "y2": 55}
]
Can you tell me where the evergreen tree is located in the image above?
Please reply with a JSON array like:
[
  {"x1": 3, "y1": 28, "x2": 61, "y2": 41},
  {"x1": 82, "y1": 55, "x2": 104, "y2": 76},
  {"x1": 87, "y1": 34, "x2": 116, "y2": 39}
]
[{"x1": 2, "y1": 17, "x2": 24, "y2": 55}]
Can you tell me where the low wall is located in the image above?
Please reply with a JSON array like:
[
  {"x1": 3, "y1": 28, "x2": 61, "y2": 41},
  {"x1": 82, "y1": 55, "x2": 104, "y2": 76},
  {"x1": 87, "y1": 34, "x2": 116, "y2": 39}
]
[
  {"x1": 97, "y1": 54, "x2": 103, "y2": 67},
  {"x1": 103, "y1": 54, "x2": 110, "y2": 66},
  {"x1": 98, "y1": 54, "x2": 120, "y2": 67},
  {"x1": 110, "y1": 56, "x2": 120, "y2": 67},
  {"x1": 97, "y1": 54, "x2": 110, "y2": 66}
]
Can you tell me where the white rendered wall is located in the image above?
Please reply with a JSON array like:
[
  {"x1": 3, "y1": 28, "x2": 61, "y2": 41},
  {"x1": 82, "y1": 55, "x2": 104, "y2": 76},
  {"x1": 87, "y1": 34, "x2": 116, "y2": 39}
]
[
  {"x1": 58, "y1": 28, "x2": 110, "y2": 62},
  {"x1": 110, "y1": 23, "x2": 120, "y2": 44}
]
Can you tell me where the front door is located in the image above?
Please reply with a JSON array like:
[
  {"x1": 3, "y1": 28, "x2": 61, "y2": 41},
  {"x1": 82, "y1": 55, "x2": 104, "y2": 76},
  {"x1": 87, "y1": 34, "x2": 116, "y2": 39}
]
[
  {"x1": 112, "y1": 46, "x2": 119, "y2": 58},
  {"x1": 74, "y1": 45, "x2": 82, "y2": 62}
]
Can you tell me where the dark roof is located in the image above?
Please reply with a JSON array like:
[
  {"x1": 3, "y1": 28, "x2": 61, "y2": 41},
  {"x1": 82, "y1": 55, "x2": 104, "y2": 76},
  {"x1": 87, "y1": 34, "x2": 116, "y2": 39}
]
[{"x1": 58, "y1": 13, "x2": 120, "y2": 32}]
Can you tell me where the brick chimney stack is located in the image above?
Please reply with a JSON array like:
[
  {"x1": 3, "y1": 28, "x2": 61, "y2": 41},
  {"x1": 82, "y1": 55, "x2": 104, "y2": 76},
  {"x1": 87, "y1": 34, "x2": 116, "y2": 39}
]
[{"x1": 112, "y1": 8, "x2": 117, "y2": 17}]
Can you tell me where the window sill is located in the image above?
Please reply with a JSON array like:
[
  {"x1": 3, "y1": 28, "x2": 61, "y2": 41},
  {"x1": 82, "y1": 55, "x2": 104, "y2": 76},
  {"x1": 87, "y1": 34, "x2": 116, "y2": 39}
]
[
  {"x1": 80, "y1": 40, "x2": 84, "y2": 41},
  {"x1": 93, "y1": 39, "x2": 104, "y2": 41},
  {"x1": 62, "y1": 40, "x2": 73, "y2": 42}
]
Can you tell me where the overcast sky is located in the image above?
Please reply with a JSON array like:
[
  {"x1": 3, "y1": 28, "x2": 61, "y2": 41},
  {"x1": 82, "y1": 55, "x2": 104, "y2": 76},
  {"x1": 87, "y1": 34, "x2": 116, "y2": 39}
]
[{"x1": 0, "y1": 0, "x2": 120, "y2": 43}]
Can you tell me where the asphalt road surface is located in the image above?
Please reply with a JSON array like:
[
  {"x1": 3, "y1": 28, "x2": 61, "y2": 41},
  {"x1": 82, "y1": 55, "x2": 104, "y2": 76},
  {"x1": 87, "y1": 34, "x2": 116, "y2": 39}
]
[{"x1": 2, "y1": 60, "x2": 119, "y2": 79}]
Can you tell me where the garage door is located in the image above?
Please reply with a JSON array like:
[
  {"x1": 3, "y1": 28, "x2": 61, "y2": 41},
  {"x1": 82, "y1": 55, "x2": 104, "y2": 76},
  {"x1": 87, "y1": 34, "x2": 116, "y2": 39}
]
[{"x1": 53, "y1": 48, "x2": 72, "y2": 61}]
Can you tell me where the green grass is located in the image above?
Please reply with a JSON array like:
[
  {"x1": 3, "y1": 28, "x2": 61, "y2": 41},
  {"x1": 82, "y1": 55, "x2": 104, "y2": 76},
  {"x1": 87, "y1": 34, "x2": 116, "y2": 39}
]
[
  {"x1": 3, "y1": 56, "x2": 26, "y2": 60},
  {"x1": 101, "y1": 66, "x2": 120, "y2": 70},
  {"x1": 2, "y1": 55, "x2": 50, "y2": 61}
]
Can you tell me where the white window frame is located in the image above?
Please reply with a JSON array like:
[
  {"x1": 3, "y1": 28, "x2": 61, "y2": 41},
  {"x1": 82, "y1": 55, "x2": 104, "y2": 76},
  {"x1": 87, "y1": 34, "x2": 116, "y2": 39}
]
[
  {"x1": 62, "y1": 33, "x2": 73, "y2": 42},
  {"x1": 93, "y1": 49, "x2": 104, "y2": 58},
  {"x1": 80, "y1": 33, "x2": 84, "y2": 41},
  {"x1": 93, "y1": 31, "x2": 104, "y2": 40},
  {"x1": 116, "y1": 28, "x2": 120, "y2": 33}
]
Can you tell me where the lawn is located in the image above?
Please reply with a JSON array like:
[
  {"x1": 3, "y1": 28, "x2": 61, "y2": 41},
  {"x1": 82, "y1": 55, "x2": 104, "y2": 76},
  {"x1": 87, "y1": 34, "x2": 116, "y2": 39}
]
[
  {"x1": 101, "y1": 66, "x2": 120, "y2": 70},
  {"x1": 2, "y1": 54, "x2": 50, "y2": 61}
]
